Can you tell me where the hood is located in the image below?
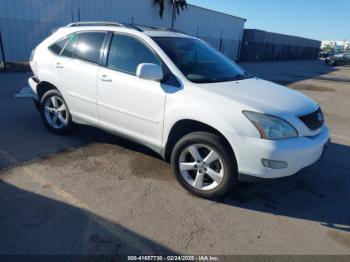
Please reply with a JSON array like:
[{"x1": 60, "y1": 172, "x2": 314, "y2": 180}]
[{"x1": 198, "y1": 78, "x2": 318, "y2": 115}]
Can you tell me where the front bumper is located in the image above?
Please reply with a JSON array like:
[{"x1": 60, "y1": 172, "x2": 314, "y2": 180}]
[{"x1": 232, "y1": 126, "x2": 330, "y2": 179}]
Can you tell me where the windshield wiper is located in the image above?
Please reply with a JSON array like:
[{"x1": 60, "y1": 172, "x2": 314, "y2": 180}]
[{"x1": 189, "y1": 73, "x2": 254, "y2": 84}]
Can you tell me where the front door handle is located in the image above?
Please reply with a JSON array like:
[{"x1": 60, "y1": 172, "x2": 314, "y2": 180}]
[
  {"x1": 101, "y1": 74, "x2": 112, "y2": 82},
  {"x1": 56, "y1": 62, "x2": 64, "y2": 69}
]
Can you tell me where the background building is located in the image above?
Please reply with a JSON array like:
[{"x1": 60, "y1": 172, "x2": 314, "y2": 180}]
[
  {"x1": 0, "y1": 0, "x2": 246, "y2": 62},
  {"x1": 321, "y1": 41, "x2": 350, "y2": 52},
  {"x1": 240, "y1": 29, "x2": 321, "y2": 62}
]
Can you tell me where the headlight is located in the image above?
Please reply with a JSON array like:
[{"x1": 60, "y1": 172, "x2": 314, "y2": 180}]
[{"x1": 243, "y1": 111, "x2": 298, "y2": 140}]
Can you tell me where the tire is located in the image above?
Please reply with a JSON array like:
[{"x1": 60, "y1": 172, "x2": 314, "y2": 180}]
[
  {"x1": 328, "y1": 59, "x2": 336, "y2": 66},
  {"x1": 171, "y1": 131, "x2": 238, "y2": 199},
  {"x1": 40, "y1": 89, "x2": 72, "y2": 134}
]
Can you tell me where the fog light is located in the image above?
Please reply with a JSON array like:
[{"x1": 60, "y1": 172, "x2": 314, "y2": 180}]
[{"x1": 262, "y1": 159, "x2": 288, "y2": 169}]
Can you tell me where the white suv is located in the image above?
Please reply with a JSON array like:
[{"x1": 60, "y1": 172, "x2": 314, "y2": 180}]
[{"x1": 29, "y1": 22, "x2": 330, "y2": 199}]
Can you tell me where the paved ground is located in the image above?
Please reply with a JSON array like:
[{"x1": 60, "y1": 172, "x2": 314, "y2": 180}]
[{"x1": 0, "y1": 60, "x2": 349, "y2": 255}]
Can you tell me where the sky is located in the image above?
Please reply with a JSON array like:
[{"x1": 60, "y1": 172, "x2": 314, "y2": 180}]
[{"x1": 187, "y1": 0, "x2": 349, "y2": 41}]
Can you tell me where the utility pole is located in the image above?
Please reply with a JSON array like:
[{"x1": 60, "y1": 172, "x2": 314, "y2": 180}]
[
  {"x1": 344, "y1": 38, "x2": 347, "y2": 51},
  {"x1": 0, "y1": 31, "x2": 6, "y2": 71},
  {"x1": 78, "y1": 8, "x2": 81, "y2": 21},
  {"x1": 219, "y1": 30, "x2": 223, "y2": 52}
]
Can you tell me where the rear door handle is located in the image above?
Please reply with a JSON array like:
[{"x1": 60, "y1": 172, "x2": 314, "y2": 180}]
[
  {"x1": 101, "y1": 74, "x2": 112, "y2": 82},
  {"x1": 56, "y1": 62, "x2": 64, "y2": 69}
]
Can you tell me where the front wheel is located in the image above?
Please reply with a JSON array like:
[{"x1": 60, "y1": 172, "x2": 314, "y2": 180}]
[
  {"x1": 328, "y1": 59, "x2": 336, "y2": 66},
  {"x1": 40, "y1": 89, "x2": 72, "y2": 134},
  {"x1": 171, "y1": 132, "x2": 238, "y2": 199}
]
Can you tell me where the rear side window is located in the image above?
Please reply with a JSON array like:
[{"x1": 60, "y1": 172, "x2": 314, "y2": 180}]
[
  {"x1": 49, "y1": 37, "x2": 70, "y2": 55},
  {"x1": 74, "y1": 32, "x2": 106, "y2": 64},
  {"x1": 107, "y1": 34, "x2": 160, "y2": 75},
  {"x1": 61, "y1": 34, "x2": 78, "y2": 58}
]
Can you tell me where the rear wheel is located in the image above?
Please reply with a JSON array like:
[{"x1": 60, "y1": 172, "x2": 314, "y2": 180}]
[
  {"x1": 171, "y1": 132, "x2": 237, "y2": 199},
  {"x1": 40, "y1": 89, "x2": 72, "y2": 134}
]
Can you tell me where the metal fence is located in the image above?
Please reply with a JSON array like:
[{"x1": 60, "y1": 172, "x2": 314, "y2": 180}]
[
  {"x1": 240, "y1": 42, "x2": 320, "y2": 61},
  {"x1": 240, "y1": 29, "x2": 321, "y2": 62}
]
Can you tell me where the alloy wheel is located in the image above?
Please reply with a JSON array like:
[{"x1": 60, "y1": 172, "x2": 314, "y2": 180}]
[
  {"x1": 178, "y1": 144, "x2": 224, "y2": 191},
  {"x1": 44, "y1": 95, "x2": 69, "y2": 129}
]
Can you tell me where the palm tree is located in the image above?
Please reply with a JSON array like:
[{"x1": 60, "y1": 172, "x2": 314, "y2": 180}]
[{"x1": 154, "y1": 0, "x2": 188, "y2": 20}]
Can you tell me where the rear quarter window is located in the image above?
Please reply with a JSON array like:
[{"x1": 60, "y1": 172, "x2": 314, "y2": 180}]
[
  {"x1": 49, "y1": 36, "x2": 70, "y2": 55},
  {"x1": 61, "y1": 34, "x2": 78, "y2": 58}
]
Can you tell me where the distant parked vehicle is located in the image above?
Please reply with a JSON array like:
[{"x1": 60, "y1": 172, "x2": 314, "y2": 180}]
[
  {"x1": 326, "y1": 53, "x2": 350, "y2": 66},
  {"x1": 320, "y1": 51, "x2": 334, "y2": 58},
  {"x1": 319, "y1": 51, "x2": 334, "y2": 58}
]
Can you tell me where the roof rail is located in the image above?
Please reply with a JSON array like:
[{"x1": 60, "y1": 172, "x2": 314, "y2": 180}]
[
  {"x1": 153, "y1": 27, "x2": 184, "y2": 33},
  {"x1": 66, "y1": 21, "x2": 125, "y2": 27},
  {"x1": 65, "y1": 21, "x2": 184, "y2": 34},
  {"x1": 127, "y1": 24, "x2": 158, "y2": 31},
  {"x1": 65, "y1": 21, "x2": 144, "y2": 32},
  {"x1": 127, "y1": 23, "x2": 184, "y2": 33}
]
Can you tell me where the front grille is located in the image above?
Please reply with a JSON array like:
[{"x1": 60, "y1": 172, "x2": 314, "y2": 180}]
[{"x1": 299, "y1": 107, "x2": 324, "y2": 131}]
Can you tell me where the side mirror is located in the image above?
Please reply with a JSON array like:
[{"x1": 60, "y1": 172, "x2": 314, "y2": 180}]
[{"x1": 136, "y1": 63, "x2": 163, "y2": 81}]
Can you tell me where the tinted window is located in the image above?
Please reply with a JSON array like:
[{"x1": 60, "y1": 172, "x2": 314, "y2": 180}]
[
  {"x1": 61, "y1": 34, "x2": 78, "y2": 58},
  {"x1": 74, "y1": 32, "x2": 106, "y2": 64},
  {"x1": 49, "y1": 37, "x2": 70, "y2": 55},
  {"x1": 153, "y1": 37, "x2": 250, "y2": 83},
  {"x1": 107, "y1": 34, "x2": 160, "y2": 75}
]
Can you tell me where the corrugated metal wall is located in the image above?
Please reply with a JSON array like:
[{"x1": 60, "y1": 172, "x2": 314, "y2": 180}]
[
  {"x1": 0, "y1": 0, "x2": 246, "y2": 61},
  {"x1": 240, "y1": 29, "x2": 321, "y2": 61},
  {"x1": 174, "y1": 5, "x2": 245, "y2": 60}
]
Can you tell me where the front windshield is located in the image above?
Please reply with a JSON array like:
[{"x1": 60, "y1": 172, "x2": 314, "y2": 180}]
[{"x1": 153, "y1": 37, "x2": 252, "y2": 83}]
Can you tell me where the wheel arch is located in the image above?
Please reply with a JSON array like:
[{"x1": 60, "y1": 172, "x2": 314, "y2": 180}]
[
  {"x1": 37, "y1": 81, "x2": 59, "y2": 102},
  {"x1": 164, "y1": 119, "x2": 237, "y2": 165}
]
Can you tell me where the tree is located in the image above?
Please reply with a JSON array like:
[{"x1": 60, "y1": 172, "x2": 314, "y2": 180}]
[
  {"x1": 154, "y1": 0, "x2": 188, "y2": 19},
  {"x1": 323, "y1": 44, "x2": 333, "y2": 52}
]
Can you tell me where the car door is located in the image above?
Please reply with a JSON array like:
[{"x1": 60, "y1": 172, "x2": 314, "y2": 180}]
[
  {"x1": 97, "y1": 33, "x2": 166, "y2": 150},
  {"x1": 53, "y1": 31, "x2": 107, "y2": 125}
]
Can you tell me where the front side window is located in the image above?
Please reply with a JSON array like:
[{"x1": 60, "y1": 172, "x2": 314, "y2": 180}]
[
  {"x1": 49, "y1": 36, "x2": 70, "y2": 55},
  {"x1": 107, "y1": 34, "x2": 160, "y2": 75},
  {"x1": 74, "y1": 32, "x2": 106, "y2": 64},
  {"x1": 153, "y1": 37, "x2": 250, "y2": 83}
]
